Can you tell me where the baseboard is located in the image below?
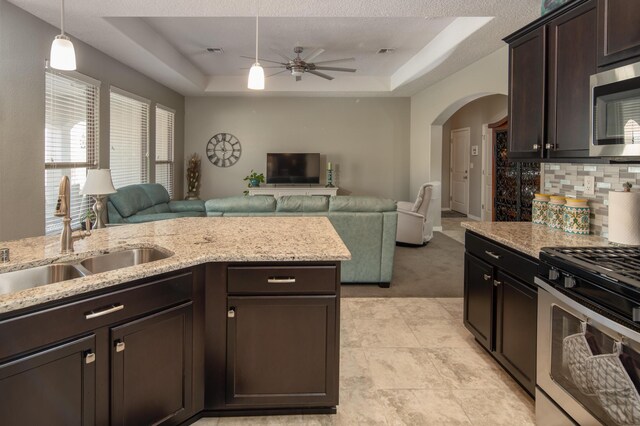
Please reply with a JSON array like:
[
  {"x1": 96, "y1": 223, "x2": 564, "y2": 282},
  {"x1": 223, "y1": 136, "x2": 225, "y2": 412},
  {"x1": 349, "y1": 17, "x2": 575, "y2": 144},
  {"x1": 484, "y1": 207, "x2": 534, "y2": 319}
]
[
  {"x1": 433, "y1": 226, "x2": 443, "y2": 232},
  {"x1": 467, "y1": 214, "x2": 481, "y2": 221}
]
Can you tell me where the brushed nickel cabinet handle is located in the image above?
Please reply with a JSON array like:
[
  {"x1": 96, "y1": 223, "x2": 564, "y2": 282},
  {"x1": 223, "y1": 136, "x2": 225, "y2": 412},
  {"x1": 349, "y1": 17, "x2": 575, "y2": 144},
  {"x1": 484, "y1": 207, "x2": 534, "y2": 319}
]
[
  {"x1": 485, "y1": 250, "x2": 502, "y2": 260},
  {"x1": 228, "y1": 308, "x2": 235, "y2": 318},
  {"x1": 532, "y1": 144, "x2": 540, "y2": 150},
  {"x1": 115, "y1": 341, "x2": 125, "y2": 353},
  {"x1": 85, "y1": 352, "x2": 96, "y2": 364},
  {"x1": 483, "y1": 274, "x2": 491, "y2": 281},
  {"x1": 85, "y1": 304, "x2": 124, "y2": 319},
  {"x1": 494, "y1": 280, "x2": 502, "y2": 287},
  {"x1": 267, "y1": 277, "x2": 296, "y2": 284}
]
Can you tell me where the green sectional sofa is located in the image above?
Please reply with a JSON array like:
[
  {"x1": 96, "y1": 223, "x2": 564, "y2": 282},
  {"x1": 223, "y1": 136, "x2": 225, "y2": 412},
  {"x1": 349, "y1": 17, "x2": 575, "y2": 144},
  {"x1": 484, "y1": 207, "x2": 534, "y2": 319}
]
[
  {"x1": 107, "y1": 184, "x2": 206, "y2": 224},
  {"x1": 205, "y1": 195, "x2": 398, "y2": 286}
]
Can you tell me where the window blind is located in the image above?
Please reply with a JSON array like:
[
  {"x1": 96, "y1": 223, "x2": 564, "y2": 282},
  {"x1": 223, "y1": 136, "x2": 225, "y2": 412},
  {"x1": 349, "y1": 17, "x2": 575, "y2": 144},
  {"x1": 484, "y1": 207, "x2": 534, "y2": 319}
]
[
  {"x1": 45, "y1": 70, "x2": 99, "y2": 235},
  {"x1": 110, "y1": 88, "x2": 149, "y2": 189},
  {"x1": 155, "y1": 105, "x2": 175, "y2": 198}
]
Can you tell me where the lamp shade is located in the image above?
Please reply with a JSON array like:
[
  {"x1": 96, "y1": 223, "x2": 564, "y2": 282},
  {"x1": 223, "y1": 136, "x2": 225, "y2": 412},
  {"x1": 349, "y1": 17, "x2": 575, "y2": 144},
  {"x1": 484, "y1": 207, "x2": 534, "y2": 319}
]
[
  {"x1": 81, "y1": 169, "x2": 116, "y2": 195},
  {"x1": 50, "y1": 34, "x2": 76, "y2": 71},
  {"x1": 248, "y1": 63, "x2": 265, "y2": 90}
]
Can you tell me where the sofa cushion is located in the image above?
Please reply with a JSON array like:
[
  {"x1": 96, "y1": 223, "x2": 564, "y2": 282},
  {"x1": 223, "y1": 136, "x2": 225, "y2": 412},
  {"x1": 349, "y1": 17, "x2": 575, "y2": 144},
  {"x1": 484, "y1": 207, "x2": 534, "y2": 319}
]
[
  {"x1": 329, "y1": 196, "x2": 396, "y2": 212},
  {"x1": 170, "y1": 200, "x2": 206, "y2": 213},
  {"x1": 108, "y1": 185, "x2": 155, "y2": 218},
  {"x1": 205, "y1": 196, "x2": 276, "y2": 213},
  {"x1": 141, "y1": 183, "x2": 171, "y2": 205},
  {"x1": 125, "y1": 211, "x2": 204, "y2": 223},
  {"x1": 137, "y1": 203, "x2": 171, "y2": 215},
  {"x1": 276, "y1": 195, "x2": 329, "y2": 213}
]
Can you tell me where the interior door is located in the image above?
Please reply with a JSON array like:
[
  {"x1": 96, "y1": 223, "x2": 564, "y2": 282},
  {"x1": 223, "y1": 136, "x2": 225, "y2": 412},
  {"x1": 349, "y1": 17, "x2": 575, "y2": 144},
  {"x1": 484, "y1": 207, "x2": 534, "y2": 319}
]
[{"x1": 450, "y1": 128, "x2": 470, "y2": 215}]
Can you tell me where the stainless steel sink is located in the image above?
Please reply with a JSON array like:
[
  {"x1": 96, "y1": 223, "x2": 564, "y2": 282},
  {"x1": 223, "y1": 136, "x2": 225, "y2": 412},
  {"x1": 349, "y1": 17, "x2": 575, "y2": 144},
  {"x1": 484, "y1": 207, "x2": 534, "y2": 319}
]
[
  {"x1": 79, "y1": 248, "x2": 171, "y2": 274},
  {"x1": 0, "y1": 264, "x2": 88, "y2": 295}
]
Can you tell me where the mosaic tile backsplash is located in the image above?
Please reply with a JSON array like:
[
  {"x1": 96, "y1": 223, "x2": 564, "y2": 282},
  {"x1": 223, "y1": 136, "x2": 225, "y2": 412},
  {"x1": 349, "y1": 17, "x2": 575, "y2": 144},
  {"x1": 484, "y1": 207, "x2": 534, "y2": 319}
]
[{"x1": 542, "y1": 163, "x2": 640, "y2": 237}]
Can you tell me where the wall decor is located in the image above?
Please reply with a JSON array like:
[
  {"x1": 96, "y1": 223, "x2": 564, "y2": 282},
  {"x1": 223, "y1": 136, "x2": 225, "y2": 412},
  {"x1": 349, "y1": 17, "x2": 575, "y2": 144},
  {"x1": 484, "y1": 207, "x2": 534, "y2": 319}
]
[
  {"x1": 186, "y1": 153, "x2": 201, "y2": 200},
  {"x1": 206, "y1": 133, "x2": 241, "y2": 168}
]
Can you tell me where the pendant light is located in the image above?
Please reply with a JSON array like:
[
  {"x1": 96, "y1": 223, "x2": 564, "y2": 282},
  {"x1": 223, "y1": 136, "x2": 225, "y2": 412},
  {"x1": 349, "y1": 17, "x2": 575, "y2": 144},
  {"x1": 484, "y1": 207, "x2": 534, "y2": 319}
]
[
  {"x1": 247, "y1": 4, "x2": 264, "y2": 90},
  {"x1": 50, "y1": 0, "x2": 76, "y2": 71}
]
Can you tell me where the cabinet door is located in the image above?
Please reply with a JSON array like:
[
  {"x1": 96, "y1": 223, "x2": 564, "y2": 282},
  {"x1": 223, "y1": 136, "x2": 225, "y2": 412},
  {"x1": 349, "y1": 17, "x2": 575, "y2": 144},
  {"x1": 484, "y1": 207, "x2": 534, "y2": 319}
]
[
  {"x1": 0, "y1": 335, "x2": 96, "y2": 426},
  {"x1": 547, "y1": 0, "x2": 597, "y2": 157},
  {"x1": 226, "y1": 296, "x2": 338, "y2": 408},
  {"x1": 508, "y1": 26, "x2": 546, "y2": 159},
  {"x1": 597, "y1": 0, "x2": 640, "y2": 67},
  {"x1": 111, "y1": 302, "x2": 193, "y2": 426},
  {"x1": 494, "y1": 271, "x2": 537, "y2": 396},
  {"x1": 463, "y1": 253, "x2": 495, "y2": 351}
]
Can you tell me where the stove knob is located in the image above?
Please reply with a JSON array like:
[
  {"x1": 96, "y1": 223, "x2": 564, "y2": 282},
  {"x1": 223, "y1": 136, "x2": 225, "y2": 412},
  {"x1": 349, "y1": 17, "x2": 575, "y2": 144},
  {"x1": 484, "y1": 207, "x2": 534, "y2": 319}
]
[
  {"x1": 548, "y1": 269, "x2": 560, "y2": 280},
  {"x1": 564, "y1": 276, "x2": 576, "y2": 289}
]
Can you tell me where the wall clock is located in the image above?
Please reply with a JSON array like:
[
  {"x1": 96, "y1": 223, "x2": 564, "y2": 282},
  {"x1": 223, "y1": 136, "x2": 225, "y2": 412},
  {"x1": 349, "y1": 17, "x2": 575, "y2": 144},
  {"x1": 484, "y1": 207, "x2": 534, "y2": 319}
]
[{"x1": 206, "y1": 133, "x2": 242, "y2": 167}]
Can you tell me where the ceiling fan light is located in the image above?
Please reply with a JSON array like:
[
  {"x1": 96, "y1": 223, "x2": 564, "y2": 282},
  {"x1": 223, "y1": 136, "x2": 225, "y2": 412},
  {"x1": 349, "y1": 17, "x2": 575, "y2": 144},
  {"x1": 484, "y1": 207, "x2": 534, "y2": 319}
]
[
  {"x1": 248, "y1": 63, "x2": 265, "y2": 90},
  {"x1": 291, "y1": 66, "x2": 304, "y2": 77},
  {"x1": 50, "y1": 34, "x2": 76, "y2": 71}
]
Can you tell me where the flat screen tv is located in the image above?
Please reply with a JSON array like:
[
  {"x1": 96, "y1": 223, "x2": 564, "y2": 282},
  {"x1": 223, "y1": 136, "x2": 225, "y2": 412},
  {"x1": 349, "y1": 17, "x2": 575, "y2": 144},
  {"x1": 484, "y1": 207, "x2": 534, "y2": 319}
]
[{"x1": 267, "y1": 153, "x2": 320, "y2": 184}]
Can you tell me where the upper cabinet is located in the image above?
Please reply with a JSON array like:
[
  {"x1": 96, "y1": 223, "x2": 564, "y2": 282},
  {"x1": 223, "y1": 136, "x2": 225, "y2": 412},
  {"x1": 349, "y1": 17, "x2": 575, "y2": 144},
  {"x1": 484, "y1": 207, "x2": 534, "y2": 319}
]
[{"x1": 597, "y1": 0, "x2": 640, "y2": 67}]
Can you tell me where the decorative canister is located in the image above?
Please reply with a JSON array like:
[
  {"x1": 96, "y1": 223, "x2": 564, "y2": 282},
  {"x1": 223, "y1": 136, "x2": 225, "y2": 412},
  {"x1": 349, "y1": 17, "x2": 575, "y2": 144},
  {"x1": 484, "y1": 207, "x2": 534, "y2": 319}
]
[
  {"x1": 563, "y1": 198, "x2": 590, "y2": 235},
  {"x1": 547, "y1": 196, "x2": 566, "y2": 229},
  {"x1": 532, "y1": 193, "x2": 551, "y2": 225}
]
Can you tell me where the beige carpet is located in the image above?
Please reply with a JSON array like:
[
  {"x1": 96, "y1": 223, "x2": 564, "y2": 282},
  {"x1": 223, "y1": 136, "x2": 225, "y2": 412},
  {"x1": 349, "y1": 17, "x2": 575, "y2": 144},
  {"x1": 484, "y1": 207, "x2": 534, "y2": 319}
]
[{"x1": 341, "y1": 232, "x2": 465, "y2": 298}]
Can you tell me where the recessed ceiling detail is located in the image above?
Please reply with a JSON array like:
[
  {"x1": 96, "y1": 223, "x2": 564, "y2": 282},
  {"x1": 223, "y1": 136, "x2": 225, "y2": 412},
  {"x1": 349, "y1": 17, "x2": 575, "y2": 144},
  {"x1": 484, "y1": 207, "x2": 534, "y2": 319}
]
[{"x1": 9, "y1": 0, "x2": 541, "y2": 96}]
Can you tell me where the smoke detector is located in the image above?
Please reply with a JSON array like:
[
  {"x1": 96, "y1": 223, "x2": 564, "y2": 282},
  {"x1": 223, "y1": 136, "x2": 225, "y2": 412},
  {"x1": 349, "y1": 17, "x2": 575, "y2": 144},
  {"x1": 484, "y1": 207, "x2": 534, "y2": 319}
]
[{"x1": 377, "y1": 48, "x2": 395, "y2": 54}]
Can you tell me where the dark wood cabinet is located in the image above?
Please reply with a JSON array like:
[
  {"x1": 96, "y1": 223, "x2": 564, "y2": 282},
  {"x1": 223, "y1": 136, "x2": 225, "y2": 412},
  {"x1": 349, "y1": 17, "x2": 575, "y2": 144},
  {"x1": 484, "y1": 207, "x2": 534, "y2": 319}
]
[
  {"x1": 508, "y1": 26, "x2": 546, "y2": 159},
  {"x1": 494, "y1": 271, "x2": 537, "y2": 395},
  {"x1": 111, "y1": 302, "x2": 194, "y2": 426},
  {"x1": 597, "y1": 0, "x2": 640, "y2": 67},
  {"x1": 0, "y1": 335, "x2": 96, "y2": 426},
  {"x1": 547, "y1": 0, "x2": 597, "y2": 157},
  {"x1": 226, "y1": 296, "x2": 338, "y2": 408},
  {"x1": 463, "y1": 232, "x2": 537, "y2": 396},
  {"x1": 463, "y1": 254, "x2": 495, "y2": 351}
]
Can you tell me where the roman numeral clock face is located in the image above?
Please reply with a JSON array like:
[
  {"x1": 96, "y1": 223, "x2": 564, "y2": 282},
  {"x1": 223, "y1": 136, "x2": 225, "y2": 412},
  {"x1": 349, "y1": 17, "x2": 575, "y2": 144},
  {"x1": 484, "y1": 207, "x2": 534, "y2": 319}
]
[{"x1": 206, "y1": 133, "x2": 242, "y2": 168}]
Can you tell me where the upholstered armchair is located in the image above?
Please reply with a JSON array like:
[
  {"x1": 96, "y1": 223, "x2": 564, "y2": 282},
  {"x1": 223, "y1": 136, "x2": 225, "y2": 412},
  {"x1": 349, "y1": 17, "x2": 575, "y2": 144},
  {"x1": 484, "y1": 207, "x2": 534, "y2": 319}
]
[{"x1": 396, "y1": 182, "x2": 436, "y2": 246}]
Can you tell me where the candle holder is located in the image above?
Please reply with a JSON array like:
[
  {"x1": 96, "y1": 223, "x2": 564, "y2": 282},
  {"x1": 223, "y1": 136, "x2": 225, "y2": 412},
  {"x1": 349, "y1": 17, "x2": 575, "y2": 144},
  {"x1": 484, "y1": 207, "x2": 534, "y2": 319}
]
[{"x1": 325, "y1": 168, "x2": 335, "y2": 188}]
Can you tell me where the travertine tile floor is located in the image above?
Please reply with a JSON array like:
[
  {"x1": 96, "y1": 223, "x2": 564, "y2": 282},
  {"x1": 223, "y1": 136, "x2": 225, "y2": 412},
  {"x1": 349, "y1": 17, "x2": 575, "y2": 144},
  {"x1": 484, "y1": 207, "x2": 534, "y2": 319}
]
[
  {"x1": 441, "y1": 217, "x2": 473, "y2": 245},
  {"x1": 195, "y1": 298, "x2": 535, "y2": 425}
]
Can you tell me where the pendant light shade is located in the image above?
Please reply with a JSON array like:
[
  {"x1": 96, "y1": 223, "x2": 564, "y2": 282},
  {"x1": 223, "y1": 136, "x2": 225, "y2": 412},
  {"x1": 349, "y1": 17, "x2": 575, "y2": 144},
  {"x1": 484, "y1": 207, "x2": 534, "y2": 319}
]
[
  {"x1": 247, "y1": 6, "x2": 264, "y2": 90},
  {"x1": 50, "y1": 0, "x2": 76, "y2": 71}
]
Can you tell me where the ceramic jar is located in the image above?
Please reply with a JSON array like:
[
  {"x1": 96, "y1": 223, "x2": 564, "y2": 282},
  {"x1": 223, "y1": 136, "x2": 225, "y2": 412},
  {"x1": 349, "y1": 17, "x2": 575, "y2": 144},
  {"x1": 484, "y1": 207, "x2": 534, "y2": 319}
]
[
  {"x1": 563, "y1": 198, "x2": 590, "y2": 235},
  {"x1": 532, "y1": 193, "x2": 551, "y2": 225},
  {"x1": 547, "y1": 196, "x2": 566, "y2": 229}
]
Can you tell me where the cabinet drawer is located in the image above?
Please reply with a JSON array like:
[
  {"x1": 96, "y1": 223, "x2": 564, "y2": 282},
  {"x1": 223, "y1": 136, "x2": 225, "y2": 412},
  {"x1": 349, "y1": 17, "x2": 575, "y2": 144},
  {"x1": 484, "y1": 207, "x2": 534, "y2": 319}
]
[
  {"x1": 0, "y1": 271, "x2": 193, "y2": 361},
  {"x1": 465, "y1": 232, "x2": 538, "y2": 286},
  {"x1": 228, "y1": 265, "x2": 337, "y2": 295}
]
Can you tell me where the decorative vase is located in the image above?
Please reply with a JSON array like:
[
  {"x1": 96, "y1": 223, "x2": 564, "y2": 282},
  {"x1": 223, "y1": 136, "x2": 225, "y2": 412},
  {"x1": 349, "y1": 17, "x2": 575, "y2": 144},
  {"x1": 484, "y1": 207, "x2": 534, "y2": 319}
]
[
  {"x1": 563, "y1": 199, "x2": 590, "y2": 235},
  {"x1": 249, "y1": 178, "x2": 260, "y2": 188},
  {"x1": 532, "y1": 193, "x2": 550, "y2": 225},
  {"x1": 547, "y1": 195, "x2": 566, "y2": 229},
  {"x1": 185, "y1": 191, "x2": 200, "y2": 201}
]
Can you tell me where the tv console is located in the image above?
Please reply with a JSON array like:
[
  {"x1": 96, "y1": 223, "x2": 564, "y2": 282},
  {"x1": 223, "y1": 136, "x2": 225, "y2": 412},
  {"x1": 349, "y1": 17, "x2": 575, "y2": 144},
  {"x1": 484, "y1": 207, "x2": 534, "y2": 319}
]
[{"x1": 248, "y1": 186, "x2": 338, "y2": 197}]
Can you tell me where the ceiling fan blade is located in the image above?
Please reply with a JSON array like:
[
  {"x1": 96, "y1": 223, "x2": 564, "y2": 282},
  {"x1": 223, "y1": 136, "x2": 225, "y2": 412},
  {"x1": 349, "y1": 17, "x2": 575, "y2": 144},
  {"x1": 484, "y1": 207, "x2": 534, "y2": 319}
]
[
  {"x1": 314, "y1": 66, "x2": 356, "y2": 72},
  {"x1": 240, "y1": 66, "x2": 284, "y2": 70},
  {"x1": 239, "y1": 55, "x2": 287, "y2": 65},
  {"x1": 270, "y1": 49, "x2": 293, "y2": 63},
  {"x1": 307, "y1": 70, "x2": 334, "y2": 81},
  {"x1": 267, "y1": 70, "x2": 288, "y2": 78},
  {"x1": 295, "y1": 76, "x2": 302, "y2": 82},
  {"x1": 313, "y1": 57, "x2": 356, "y2": 65},
  {"x1": 303, "y1": 48, "x2": 325, "y2": 63}
]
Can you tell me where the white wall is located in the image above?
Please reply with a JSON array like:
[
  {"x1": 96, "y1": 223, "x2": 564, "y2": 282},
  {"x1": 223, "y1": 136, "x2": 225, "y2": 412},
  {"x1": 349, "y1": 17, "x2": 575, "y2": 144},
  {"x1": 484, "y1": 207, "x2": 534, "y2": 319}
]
[
  {"x1": 185, "y1": 97, "x2": 411, "y2": 201},
  {"x1": 0, "y1": 0, "x2": 185, "y2": 241},
  {"x1": 410, "y1": 46, "x2": 508, "y2": 227},
  {"x1": 441, "y1": 95, "x2": 507, "y2": 216}
]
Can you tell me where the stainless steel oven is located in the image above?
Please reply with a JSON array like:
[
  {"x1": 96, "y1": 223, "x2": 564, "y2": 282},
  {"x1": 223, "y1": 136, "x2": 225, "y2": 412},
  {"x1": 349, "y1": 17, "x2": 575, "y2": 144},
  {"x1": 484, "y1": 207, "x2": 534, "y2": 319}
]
[
  {"x1": 537, "y1": 279, "x2": 640, "y2": 425},
  {"x1": 590, "y1": 61, "x2": 640, "y2": 157}
]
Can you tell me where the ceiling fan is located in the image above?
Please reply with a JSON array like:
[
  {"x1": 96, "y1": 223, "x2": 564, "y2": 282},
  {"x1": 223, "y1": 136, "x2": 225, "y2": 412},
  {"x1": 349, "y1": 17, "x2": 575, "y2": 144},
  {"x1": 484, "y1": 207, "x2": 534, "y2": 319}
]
[{"x1": 241, "y1": 46, "x2": 356, "y2": 81}]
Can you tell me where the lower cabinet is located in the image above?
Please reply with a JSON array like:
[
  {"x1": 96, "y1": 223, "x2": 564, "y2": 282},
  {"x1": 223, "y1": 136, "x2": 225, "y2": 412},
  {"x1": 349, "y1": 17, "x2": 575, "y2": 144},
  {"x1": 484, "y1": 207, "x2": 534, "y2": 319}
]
[
  {"x1": 0, "y1": 335, "x2": 96, "y2": 426},
  {"x1": 226, "y1": 296, "x2": 337, "y2": 408},
  {"x1": 463, "y1": 232, "x2": 538, "y2": 396}
]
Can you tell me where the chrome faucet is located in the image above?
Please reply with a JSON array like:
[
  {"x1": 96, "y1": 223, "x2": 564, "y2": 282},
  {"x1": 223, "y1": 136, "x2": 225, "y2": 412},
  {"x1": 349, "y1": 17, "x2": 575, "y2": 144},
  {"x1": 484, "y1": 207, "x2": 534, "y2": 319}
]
[{"x1": 54, "y1": 176, "x2": 90, "y2": 254}]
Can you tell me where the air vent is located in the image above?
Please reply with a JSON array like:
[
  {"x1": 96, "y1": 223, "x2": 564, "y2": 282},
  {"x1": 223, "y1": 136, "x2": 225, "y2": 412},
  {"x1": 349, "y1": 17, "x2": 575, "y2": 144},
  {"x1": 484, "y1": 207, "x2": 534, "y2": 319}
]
[
  {"x1": 377, "y1": 48, "x2": 395, "y2": 54},
  {"x1": 207, "y1": 48, "x2": 224, "y2": 54}
]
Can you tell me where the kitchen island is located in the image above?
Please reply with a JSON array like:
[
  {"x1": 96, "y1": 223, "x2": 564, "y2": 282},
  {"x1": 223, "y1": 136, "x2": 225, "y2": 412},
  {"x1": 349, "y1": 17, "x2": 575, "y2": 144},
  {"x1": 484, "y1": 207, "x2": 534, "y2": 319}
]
[{"x1": 0, "y1": 217, "x2": 350, "y2": 425}]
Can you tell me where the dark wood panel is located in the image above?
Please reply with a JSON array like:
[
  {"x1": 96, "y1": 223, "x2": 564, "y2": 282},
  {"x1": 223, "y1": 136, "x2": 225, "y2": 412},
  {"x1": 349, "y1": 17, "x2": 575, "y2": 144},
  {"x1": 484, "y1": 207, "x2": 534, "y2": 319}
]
[
  {"x1": 226, "y1": 296, "x2": 338, "y2": 408},
  {"x1": 547, "y1": 0, "x2": 597, "y2": 157},
  {"x1": 463, "y1": 253, "x2": 495, "y2": 351},
  {"x1": 228, "y1": 265, "x2": 337, "y2": 295},
  {"x1": 508, "y1": 26, "x2": 546, "y2": 159},
  {"x1": 111, "y1": 302, "x2": 194, "y2": 426},
  {"x1": 598, "y1": 0, "x2": 640, "y2": 66},
  {"x1": 494, "y1": 271, "x2": 537, "y2": 396},
  {"x1": 0, "y1": 335, "x2": 95, "y2": 426}
]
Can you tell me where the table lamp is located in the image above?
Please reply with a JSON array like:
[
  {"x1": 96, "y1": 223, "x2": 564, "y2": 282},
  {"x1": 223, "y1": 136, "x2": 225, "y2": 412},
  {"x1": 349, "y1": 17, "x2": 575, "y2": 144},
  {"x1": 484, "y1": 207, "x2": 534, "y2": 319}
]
[{"x1": 81, "y1": 169, "x2": 116, "y2": 229}]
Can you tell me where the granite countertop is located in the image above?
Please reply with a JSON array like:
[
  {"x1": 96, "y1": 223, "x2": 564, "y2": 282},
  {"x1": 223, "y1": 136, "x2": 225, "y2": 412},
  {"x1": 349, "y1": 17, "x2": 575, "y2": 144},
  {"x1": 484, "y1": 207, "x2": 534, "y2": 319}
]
[
  {"x1": 461, "y1": 221, "x2": 609, "y2": 259},
  {"x1": 0, "y1": 217, "x2": 351, "y2": 315}
]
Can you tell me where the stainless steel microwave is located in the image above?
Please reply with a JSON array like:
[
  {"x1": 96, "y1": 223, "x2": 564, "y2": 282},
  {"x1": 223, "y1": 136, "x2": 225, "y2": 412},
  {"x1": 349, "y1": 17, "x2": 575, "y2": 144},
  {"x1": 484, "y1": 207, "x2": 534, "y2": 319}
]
[{"x1": 590, "y1": 61, "x2": 640, "y2": 157}]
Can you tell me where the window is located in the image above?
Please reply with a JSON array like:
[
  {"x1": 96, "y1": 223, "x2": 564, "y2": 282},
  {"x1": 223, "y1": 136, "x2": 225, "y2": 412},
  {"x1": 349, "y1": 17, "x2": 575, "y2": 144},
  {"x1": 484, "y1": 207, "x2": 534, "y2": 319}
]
[
  {"x1": 110, "y1": 88, "x2": 149, "y2": 188},
  {"x1": 155, "y1": 105, "x2": 175, "y2": 198},
  {"x1": 45, "y1": 70, "x2": 99, "y2": 235}
]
